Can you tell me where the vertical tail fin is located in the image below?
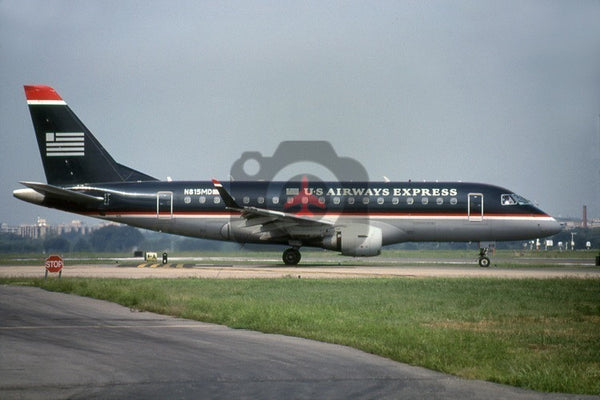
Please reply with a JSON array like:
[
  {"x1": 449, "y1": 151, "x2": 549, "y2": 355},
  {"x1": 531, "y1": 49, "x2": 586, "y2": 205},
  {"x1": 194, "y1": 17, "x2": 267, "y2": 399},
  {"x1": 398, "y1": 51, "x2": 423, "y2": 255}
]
[{"x1": 24, "y1": 85, "x2": 157, "y2": 185}]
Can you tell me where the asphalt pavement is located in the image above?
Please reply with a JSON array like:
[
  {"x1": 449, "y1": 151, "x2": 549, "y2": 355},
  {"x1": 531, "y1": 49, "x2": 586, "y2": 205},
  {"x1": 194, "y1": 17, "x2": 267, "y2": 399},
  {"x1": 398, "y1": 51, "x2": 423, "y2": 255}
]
[{"x1": 1, "y1": 285, "x2": 597, "y2": 399}]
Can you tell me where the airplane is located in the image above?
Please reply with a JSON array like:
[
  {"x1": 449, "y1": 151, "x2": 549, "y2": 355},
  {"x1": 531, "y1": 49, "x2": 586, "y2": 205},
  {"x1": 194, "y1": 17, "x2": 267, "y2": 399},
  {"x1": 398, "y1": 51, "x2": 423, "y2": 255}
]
[{"x1": 14, "y1": 85, "x2": 562, "y2": 267}]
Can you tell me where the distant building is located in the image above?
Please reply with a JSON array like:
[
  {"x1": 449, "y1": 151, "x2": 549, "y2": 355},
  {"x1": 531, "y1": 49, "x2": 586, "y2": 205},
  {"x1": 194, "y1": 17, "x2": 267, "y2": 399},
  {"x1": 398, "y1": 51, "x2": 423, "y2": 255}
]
[
  {"x1": 560, "y1": 218, "x2": 600, "y2": 230},
  {"x1": 1, "y1": 218, "x2": 113, "y2": 239}
]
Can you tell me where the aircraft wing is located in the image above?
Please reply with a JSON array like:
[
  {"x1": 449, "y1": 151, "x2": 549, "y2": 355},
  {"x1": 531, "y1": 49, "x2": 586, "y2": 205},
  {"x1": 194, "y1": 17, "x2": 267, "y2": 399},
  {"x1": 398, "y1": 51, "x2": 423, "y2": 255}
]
[
  {"x1": 19, "y1": 181, "x2": 104, "y2": 204},
  {"x1": 212, "y1": 179, "x2": 333, "y2": 241}
]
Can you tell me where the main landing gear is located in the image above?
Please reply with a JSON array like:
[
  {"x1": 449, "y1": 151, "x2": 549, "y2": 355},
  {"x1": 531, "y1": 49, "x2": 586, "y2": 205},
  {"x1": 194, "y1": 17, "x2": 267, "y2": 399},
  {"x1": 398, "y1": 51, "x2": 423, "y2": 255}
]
[{"x1": 282, "y1": 247, "x2": 302, "y2": 265}]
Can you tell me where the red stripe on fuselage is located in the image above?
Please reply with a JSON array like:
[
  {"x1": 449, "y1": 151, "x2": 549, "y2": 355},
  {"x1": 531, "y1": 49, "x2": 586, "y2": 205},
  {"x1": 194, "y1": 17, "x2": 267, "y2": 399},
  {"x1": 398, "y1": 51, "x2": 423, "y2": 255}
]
[{"x1": 81, "y1": 210, "x2": 553, "y2": 219}]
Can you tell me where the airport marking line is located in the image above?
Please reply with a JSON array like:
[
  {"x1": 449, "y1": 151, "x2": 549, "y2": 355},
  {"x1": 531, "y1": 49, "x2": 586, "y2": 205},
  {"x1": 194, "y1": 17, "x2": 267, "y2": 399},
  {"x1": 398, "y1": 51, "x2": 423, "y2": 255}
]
[{"x1": 135, "y1": 263, "x2": 194, "y2": 268}]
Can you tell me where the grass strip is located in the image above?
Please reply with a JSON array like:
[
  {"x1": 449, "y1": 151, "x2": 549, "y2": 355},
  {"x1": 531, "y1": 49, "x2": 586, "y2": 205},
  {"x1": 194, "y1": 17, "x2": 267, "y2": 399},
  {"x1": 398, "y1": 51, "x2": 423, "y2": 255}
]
[{"x1": 2, "y1": 277, "x2": 599, "y2": 394}]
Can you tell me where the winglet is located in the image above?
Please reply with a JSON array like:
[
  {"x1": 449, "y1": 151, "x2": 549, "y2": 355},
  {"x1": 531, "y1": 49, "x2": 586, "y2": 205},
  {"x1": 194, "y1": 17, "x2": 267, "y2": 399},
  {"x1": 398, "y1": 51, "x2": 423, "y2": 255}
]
[{"x1": 212, "y1": 179, "x2": 241, "y2": 209}]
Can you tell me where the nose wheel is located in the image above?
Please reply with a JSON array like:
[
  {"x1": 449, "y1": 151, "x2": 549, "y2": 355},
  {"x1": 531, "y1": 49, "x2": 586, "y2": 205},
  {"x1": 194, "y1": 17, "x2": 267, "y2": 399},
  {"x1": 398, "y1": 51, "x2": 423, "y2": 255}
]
[
  {"x1": 282, "y1": 248, "x2": 301, "y2": 265},
  {"x1": 478, "y1": 248, "x2": 491, "y2": 267}
]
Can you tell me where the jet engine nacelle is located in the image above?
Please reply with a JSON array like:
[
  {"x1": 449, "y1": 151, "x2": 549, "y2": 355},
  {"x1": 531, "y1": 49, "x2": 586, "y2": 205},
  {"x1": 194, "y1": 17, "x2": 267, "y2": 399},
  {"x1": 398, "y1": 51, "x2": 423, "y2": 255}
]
[{"x1": 322, "y1": 224, "x2": 382, "y2": 257}]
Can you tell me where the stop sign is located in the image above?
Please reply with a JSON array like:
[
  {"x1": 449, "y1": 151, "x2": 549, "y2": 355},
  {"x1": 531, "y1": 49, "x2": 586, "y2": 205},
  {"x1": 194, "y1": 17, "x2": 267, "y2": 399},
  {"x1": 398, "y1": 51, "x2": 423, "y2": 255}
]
[{"x1": 45, "y1": 255, "x2": 63, "y2": 273}]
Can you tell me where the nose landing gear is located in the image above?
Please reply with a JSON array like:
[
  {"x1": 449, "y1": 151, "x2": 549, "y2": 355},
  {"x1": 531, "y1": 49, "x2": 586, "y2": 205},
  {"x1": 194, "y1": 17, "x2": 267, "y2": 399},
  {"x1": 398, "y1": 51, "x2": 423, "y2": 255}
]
[
  {"x1": 477, "y1": 242, "x2": 495, "y2": 267},
  {"x1": 478, "y1": 248, "x2": 491, "y2": 267}
]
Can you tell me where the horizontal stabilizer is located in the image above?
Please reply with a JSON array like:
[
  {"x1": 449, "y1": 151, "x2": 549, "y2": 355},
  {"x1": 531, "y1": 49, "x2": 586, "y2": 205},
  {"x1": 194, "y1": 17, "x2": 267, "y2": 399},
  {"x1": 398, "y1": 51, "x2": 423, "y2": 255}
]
[{"x1": 19, "y1": 181, "x2": 103, "y2": 204}]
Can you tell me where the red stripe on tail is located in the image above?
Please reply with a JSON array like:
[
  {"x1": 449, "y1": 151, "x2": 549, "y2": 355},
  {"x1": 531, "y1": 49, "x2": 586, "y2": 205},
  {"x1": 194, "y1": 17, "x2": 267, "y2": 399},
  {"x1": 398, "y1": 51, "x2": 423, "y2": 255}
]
[{"x1": 24, "y1": 85, "x2": 63, "y2": 101}]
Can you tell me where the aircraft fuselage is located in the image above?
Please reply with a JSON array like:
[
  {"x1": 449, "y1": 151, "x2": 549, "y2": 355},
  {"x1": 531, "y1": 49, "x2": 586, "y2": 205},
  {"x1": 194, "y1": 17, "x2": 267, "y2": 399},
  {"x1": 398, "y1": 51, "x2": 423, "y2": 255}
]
[{"x1": 17, "y1": 179, "x2": 559, "y2": 245}]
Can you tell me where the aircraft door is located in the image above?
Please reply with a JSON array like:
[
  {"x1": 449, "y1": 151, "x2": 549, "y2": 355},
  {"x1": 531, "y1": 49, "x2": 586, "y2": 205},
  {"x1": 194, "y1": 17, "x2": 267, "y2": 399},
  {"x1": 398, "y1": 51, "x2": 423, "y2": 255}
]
[
  {"x1": 157, "y1": 191, "x2": 173, "y2": 219},
  {"x1": 468, "y1": 193, "x2": 483, "y2": 222}
]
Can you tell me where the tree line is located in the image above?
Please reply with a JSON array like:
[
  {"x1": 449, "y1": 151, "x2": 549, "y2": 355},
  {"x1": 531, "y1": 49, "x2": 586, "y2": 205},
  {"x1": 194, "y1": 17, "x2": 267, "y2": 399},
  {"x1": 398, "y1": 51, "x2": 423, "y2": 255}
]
[
  {"x1": 0, "y1": 225, "x2": 598, "y2": 254},
  {"x1": 0, "y1": 225, "x2": 230, "y2": 254}
]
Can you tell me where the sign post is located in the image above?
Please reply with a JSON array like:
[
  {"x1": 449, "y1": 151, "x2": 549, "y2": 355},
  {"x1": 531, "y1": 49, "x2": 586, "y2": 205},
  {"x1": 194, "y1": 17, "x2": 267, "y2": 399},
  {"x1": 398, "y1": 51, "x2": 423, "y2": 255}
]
[{"x1": 44, "y1": 255, "x2": 63, "y2": 279}]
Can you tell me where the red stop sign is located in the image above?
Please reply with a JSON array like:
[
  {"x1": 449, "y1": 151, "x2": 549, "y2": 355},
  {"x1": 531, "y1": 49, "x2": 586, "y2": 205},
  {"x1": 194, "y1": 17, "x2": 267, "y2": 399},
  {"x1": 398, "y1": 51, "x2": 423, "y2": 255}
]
[{"x1": 45, "y1": 255, "x2": 63, "y2": 273}]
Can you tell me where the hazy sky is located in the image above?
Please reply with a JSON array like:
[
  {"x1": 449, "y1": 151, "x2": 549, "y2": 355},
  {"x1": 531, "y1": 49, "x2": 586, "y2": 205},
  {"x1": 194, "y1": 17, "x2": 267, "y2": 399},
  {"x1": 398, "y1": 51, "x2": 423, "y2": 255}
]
[{"x1": 1, "y1": 0, "x2": 599, "y2": 226}]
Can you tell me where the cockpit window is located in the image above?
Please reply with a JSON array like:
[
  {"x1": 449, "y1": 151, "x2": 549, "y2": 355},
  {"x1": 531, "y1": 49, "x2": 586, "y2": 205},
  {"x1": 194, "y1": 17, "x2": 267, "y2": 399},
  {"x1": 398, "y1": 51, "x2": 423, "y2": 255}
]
[
  {"x1": 515, "y1": 194, "x2": 532, "y2": 205},
  {"x1": 501, "y1": 194, "x2": 516, "y2": 205},
  {"x1": 501, "y1": 194, "x2": 531, "y2": 206}
]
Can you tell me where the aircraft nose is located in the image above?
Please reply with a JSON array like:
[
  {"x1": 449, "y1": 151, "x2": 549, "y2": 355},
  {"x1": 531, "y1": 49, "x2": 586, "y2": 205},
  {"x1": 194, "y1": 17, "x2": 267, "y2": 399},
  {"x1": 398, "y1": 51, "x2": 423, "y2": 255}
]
[{"x1": 541, "y1": 217, "x2": 562, "y2": 237}]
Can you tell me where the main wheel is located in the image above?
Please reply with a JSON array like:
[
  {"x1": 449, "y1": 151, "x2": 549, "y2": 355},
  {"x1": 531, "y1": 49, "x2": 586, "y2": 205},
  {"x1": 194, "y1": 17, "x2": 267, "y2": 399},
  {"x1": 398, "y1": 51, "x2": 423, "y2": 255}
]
[
  {"x1": 282, "y1": 248, "x2": 301, "y2": 265},
  {"x1": 478, "y1": 256, "x2": 490, "y2": 268}
]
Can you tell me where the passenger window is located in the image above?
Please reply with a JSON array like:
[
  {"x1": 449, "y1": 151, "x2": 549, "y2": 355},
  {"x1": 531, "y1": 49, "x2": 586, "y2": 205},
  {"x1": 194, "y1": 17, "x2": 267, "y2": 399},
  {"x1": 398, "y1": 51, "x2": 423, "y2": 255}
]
[
  {"x1": 214, "y1": 197, "x2": 221, "y2": 204},
  {"x1": 243, "y1": 196, "x2": 250, "y2": 204},
  {"x1": 333, "y1": 197, "x2": 341, "y2": 205},
  {"x1": 407, "y1": 197, "x2": 414, "y2": 205},
  {"x1": 392, "y1": 197, "x2": 399, "y2": 205},
  {"x1": 436, "y1": 197, "x2": 443, "y2": 205},
  {"x1": 257, "y1": 196, "x2": 264, "y2": 204},
  {"x1": 377, "y1": 197, "x2": 384, "y2": 205},
  {"x1": 450, "y1": 197, "x2": 457, "y2": 205},
  {"x1": 272, "y1": 197, "x2": 279, "y2": 205},
  {"x1": 422, "y1": 197, "x2": 429, "y2": 205},
  {"x1": 348, "y1": 197, "x2": 355, "y2": 205},
  {"x1": 362, "y1": 197, "x2": 370, "y2": 205},
  {"x1": 199, "y1": 196, "x2": 206, "y2": 204}
]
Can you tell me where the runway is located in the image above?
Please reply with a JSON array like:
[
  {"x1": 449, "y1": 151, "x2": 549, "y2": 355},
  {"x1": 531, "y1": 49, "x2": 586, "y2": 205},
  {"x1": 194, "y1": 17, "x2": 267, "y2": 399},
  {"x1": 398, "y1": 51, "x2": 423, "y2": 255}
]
[
  {"x1": 1, "y1": 285, "x2": 596, "y2": 400},
  {"x1": 0, "y1": 254, "x2": 598, "y2": 279}
]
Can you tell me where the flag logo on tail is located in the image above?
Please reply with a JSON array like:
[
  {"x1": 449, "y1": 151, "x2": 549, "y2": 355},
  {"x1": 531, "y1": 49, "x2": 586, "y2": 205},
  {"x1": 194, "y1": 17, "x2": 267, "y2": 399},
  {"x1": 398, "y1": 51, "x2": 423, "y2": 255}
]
[{"x1": 45, "y1": 132, "x2": 84, "y2": 157}]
